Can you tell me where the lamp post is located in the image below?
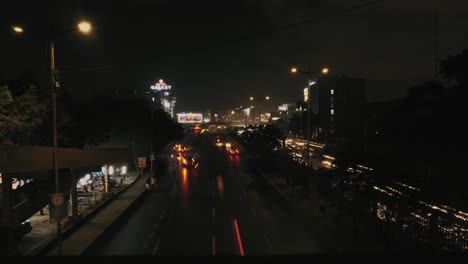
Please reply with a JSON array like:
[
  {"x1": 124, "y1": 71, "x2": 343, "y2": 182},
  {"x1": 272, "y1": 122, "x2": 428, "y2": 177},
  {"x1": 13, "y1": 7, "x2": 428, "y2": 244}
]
[
  {"x1": 13, "y1": 21, "x2": 93, "y2": 256},
  {"x1": 263, "y1": 96, "x2": 271, "y2": 124},
  {"x1": 291, "y1": 66, "x2": 329, "y2": 167},
  {"x1": 249, "y1": 97, "x2": 254, "y2": 126}
]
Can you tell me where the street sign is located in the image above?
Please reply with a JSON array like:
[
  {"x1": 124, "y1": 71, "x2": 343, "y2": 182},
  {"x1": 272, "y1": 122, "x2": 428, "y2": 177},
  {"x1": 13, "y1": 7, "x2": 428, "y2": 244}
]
[
  {"x1": 49, "y1": 193, "x2": 68, "y2": 223},
  {"x1": 137, "y1": 157, "x2": 147, "y2": 169}
]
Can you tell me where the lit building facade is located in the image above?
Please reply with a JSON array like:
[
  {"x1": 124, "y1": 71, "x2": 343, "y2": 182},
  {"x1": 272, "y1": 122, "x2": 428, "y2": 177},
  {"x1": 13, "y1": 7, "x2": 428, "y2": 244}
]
[
  {"x1": 150, "y1": 79, "x2": 176, "y2": 118},
  {"x1": 309, "y1": 76, "x2": 366, "y2": 142}
]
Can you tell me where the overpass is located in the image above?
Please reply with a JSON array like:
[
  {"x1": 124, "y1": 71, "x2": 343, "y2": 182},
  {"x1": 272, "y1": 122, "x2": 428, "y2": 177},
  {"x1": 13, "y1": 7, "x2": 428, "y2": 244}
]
[{"x1": 0, "y1": 145, "x2": 132, "y2": 252}]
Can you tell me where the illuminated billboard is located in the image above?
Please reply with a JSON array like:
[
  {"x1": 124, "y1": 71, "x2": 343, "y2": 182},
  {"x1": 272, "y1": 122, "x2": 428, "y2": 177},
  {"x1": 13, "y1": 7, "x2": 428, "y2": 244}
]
[
  {"x1": 177, "y1": 113, "x2": 203, "y2": 123},
  {"x1": 278, "y1": 104, "x2": 288, "y2": 111},
  {"x1": 151, "y1": 79, "x2": 172, "y2": 91}
]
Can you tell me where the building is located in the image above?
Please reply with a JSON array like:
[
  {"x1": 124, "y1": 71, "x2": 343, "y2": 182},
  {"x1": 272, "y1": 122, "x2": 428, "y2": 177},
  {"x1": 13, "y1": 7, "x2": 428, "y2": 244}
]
[
  {"x1": 309, "y1": 76, "x2": 366, "y2": 143},
  {"x1": 150, "y1": 79, "x2": 176, "y2": 118}
]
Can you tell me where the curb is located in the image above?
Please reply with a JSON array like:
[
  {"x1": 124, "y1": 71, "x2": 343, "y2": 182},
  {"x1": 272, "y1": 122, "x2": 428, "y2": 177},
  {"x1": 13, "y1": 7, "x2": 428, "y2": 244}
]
[
  {"x1": 67, "y1": 145, "x2": 177, "y2": 255},
  {"x1": 30, "y1": 172, "x2": 142, "y2": 256},
  {"x1": 81, "y1": 186, "x2": 150, "y2": 255},
  {"x1": 82, "y1": 170, "x2": 177, "y2": 255}
]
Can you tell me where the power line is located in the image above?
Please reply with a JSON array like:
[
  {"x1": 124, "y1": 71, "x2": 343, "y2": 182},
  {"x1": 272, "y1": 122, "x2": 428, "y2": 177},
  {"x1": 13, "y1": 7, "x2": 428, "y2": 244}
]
[{"x1": 190, "y1": 0, "x2": 386, "y2": 55}]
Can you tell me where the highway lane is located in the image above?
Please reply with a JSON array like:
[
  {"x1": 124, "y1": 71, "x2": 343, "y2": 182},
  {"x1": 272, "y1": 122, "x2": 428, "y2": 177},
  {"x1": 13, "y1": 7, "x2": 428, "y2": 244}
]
[{"x1": 87, "y1": 133, "x2": 330, "y2": 255}]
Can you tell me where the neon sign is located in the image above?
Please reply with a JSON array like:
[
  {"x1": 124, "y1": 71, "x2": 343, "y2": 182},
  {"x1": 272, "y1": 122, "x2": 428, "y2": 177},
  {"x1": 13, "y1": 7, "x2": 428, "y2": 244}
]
[{"x1": 151, "y1": 79, "x2": 172, "y2": 91}]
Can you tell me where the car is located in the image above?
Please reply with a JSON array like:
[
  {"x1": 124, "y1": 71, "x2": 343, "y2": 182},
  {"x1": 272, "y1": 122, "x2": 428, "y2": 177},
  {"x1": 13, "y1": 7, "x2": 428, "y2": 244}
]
[
  {"x1": 228, "y1": 148, "x2": 236, "y2": 155},
  {"x1": 182, "y1": 153, "x2": 199, "y2": 168}
]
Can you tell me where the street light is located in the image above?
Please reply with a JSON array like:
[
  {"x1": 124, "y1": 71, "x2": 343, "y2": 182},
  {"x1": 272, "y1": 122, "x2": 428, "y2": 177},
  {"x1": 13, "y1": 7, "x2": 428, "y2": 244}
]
[
  {"x1": 265, "y1": 96, "x2": 270, "y2": 101},
  {"x1": 15, "y1": 21, "x2": 93, "y2": 256},
  {"x1": 53, "y1": 20, "x2": 93, "y2": 256},
  {"x1": 250, "y1": 97, "x2": 254, "y2": 101},
  {"x1": 291, "y1": 65, "x2": 330, "y2": 167},
  {"x1": 12, "y1": 26, "x2": 24, "y2": 33},
  {"x1": 78, "y1": 21, "x2": 92, "y2": 34}
]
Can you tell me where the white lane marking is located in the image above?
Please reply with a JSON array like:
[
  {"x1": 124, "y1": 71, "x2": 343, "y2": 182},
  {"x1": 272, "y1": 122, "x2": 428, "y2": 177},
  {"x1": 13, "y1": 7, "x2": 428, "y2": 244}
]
[
  {"x1": 212, "y1": 208, "x2": 216, "y2": 220},
  {"x1": 212, "y1": 236, "x2": 216, "y2": 256},
  {"x1": 251, "y1": 208, "x2": 257, "y2": 217},
  {"x1": 264, "y1": 234, "x2": 273, "y2": 252},
  {"x1": 152, "y1": 239, "x2": 161, "y2": 256}
]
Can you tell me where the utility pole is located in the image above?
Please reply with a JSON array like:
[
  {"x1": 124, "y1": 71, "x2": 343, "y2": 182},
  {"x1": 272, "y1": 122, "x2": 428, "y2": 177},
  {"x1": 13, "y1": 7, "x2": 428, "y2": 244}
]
[{"x1": 50, "y1": 39, "x2": 63, "y2": 256}]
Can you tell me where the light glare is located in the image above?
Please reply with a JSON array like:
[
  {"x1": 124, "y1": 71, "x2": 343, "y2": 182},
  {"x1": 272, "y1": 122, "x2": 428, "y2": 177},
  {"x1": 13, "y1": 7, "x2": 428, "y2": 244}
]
[{"x1": 78, "y1": 21, "x2": 92, "y2": 33}]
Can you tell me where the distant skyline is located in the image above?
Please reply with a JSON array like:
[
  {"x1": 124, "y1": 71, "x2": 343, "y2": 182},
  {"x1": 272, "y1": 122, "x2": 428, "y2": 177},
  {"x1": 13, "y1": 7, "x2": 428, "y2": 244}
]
[{"x1": 2, "y1": 0, "x2": 468, "y2": 113}]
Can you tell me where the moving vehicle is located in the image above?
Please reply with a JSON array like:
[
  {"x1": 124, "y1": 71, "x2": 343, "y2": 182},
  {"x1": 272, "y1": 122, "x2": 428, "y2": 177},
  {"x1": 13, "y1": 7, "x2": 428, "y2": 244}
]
[{"x1": 182, "y1": 153, "x2": 199, "y2": 168}]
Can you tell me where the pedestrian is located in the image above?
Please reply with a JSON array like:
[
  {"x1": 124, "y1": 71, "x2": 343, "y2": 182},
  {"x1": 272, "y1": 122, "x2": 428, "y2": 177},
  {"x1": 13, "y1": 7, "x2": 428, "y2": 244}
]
[{"x1": 145, "y1": 176, "x2": 152, "y2": 191}]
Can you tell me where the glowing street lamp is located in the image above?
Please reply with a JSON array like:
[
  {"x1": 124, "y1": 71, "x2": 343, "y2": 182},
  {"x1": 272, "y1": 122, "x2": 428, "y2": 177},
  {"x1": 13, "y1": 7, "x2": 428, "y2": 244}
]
[
  {"x1": 10, "y1": 19, "x2": 95, "y2": 256},
  {"x1": 290, "y1": 65, "x2": 331, "y2": 167},
  {"x1": 78, "y1": 21, "x2": 92, "y2": 34},
  {"x1": 265, "y1": 96, "x2": 270, "y2": 101},
  {"x1": 12, "y1": 26, "x2": 24, "y2": 33},
  {"x1": 50, "y1": 19, "x2": 93, "y2": 256}
]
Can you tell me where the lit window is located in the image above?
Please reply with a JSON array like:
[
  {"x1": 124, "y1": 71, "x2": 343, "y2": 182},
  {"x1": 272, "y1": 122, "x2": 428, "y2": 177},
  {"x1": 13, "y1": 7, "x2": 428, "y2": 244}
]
[
  {"x1": 331, "y1": 89, "x2": 334, "y2": 95},
  {"x1": 331, "y1": 109, "x2": 334, "y2": 115}
]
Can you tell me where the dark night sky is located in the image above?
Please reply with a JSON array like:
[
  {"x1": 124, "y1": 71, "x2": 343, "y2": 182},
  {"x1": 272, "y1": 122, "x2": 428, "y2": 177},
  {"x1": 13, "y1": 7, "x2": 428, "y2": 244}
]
[{"x1": 2, "y1": 0, "x2": 468, "y2": 113}]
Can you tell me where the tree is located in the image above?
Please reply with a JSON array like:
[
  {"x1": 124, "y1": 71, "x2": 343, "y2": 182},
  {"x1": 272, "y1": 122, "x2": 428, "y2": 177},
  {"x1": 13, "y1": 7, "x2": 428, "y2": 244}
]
[
  {"x1": 0, "y1": 74, "x2": 50, "y2": 146},
  {"x1": 15, "y1": 85, "x2": 48, "y2": 145},
  {"x1": 0, "y1": 86, "x2": 20, "y2": 144}
]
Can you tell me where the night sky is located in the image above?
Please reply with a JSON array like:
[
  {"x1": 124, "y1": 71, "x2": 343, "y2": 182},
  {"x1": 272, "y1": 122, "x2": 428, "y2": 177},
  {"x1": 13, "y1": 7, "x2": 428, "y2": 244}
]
[{"x1": 2, "y1": 0, "x2": 468, "y2": 113}]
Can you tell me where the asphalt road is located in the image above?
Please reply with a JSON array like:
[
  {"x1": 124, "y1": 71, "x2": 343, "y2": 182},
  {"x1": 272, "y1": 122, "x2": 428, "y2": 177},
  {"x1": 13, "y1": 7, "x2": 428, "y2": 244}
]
[{"x1": 86, "y1": 133, "x2": 329, "y2": 256}]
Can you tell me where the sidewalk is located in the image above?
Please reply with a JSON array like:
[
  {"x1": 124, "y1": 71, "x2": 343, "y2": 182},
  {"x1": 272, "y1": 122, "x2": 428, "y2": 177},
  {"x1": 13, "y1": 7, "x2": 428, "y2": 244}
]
[
  {"x1": 17, "y1": 171, "x2": 141, "y2": 256},
  {"x1": 42, "y1": 171, "x2": 147, "y2": 256}
]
